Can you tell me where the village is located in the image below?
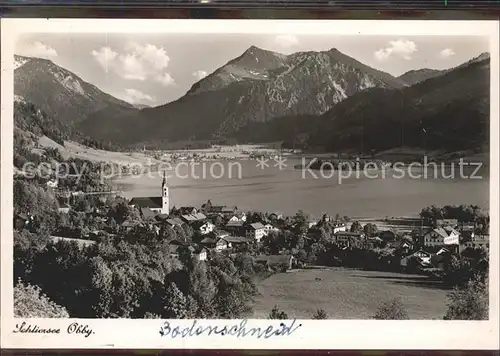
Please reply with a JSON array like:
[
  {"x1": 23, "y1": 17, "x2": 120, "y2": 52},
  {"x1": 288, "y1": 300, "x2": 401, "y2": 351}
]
[{"x1": 14, "y1": 170, "x2": 490, "y2": 276}]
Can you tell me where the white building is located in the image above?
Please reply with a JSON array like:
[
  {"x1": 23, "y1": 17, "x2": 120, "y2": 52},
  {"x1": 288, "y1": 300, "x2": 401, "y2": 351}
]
[
  {"x1": 245, "y1": 222, "x2": 266, "y2": 242},
  {"x1": 423, "y1": 227, "x2": 460, "y2": 247}
]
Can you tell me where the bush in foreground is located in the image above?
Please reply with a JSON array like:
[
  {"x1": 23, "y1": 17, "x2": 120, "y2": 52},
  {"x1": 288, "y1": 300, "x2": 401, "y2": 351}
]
[
  {"x1": 374, "y1": 298, "x2": 409, "y2": 320},
  {"x1": 444, "y1": 274, "x2": 488, "y2": 320},
  {"x1": 312, "y1": 309, "x2": 328, "y2": 319},
  {"x1": 14, "y1": 280, "x2": 69, "y2": 318},
  {"x1": 268, "y1": 305, "x2": 289, "y2": 320}
]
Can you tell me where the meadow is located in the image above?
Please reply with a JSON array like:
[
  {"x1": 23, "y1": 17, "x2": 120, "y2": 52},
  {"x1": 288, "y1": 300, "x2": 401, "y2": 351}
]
[{"x1": 252, "y1": 267, "x2": 450, "y2": 319}]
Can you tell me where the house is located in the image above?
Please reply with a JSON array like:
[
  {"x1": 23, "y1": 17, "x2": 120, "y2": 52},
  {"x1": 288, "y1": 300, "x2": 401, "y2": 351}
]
[
  {"x1": 165, "y1": 217, "x2": 184, "y2": 227},
  {"x1": 423, "y1": 227, "x2": 460, "y2": 247},
  {"x1": 245, "y1": 222, "x2": 266, "y2": 242},
  {"x1": 254, "y1": 255, "x2": 294, "y2": 271},
  {"x1": 128, "y1": 171, "x2": 169, "y2": 214},
  {"x1": 224, "y1": 236, "x2": 250, "y2": 246},
  {"x1": 227, "y1": 213, "x2": 247, "y2": 223},
  {"x1": 393, "y1": 239, "x2": 413, "y2": 254},
  {"x1": 216, "y1": 238, "x2": 231, "y2": 251},
  {"x1": 334, "y1": 231, "x2": 364, "y2": 248},
  {"x1": 200, "y1": 237, "x2": 217, "y2": 248},
  {"x1": 400, "y1": 250, "x2": 432, "y2": 269},
  {"x1": 463, "y1": 235, "x2": 489, "y2": 249},
  {"x1": 192, "y1": 220, "x2": 215, "y2": 235},
  {"x1": 222, "y1": 206, "x2": 238, "y2": 215},
  {"x1": 180, "y1": 212, "x2": 207, "y2": 222},
  {"x1": 129, "y1": 197, "x2": 164, "y2": 213},
  {"x1": 225, "y1": 220, "x2": 244, "y2": 234},
  {"x1": 140, "y1": 207, "x2": 157, "y2": 220},
  {"x1": 179, "y1": 207, "x2": 197, "y2": 215},
  {"x1": 430, "y1": 248, "x2": 452, "y2": 270},
  {"x1": 332, "y1": 222, "x2": 347, "y2": 234},
  {"x1": 192, "y1": 212, "x2": 207, "y2": 221},
  {"x1": 181, "y1": 214, "x2": 198, "y2": 224},
  {"x1": 195, "y1": 246, "x2": 209, "y2": 261},
  {"x1": 263, "y1": 223, "x2": 280, "y2": 236}
]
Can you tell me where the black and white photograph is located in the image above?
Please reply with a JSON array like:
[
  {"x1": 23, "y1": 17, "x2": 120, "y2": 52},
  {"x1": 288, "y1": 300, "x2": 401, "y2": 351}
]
[{"x1": 1, "y1": 18, "x2": 499, "y2": 350}]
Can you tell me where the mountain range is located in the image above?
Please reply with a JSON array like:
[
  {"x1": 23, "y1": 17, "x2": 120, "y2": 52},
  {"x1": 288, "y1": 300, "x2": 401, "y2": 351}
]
[
  {"x1": 13, "y1": 47, "x2": 490, "y2": 153},
  {"x1": 14, "y1": 55, "x2": 134, "y2": 125}
]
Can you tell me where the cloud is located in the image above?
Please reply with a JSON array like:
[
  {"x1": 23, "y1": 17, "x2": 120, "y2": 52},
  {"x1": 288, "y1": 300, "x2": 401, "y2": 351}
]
[
  {"x1": 91, "y1": 47, "x2": 118, "y2": 73},
  {"x1": 274, "y1": 35, "x2": 299, "y2": 49},
  {"x1": 439, "y1": 48, "x2": 456, "y2": 59},
  {"x1": 374, "y1": 39, "x2": 417, "y2": 61},
  {"x1": 155, "y1": 73, "x2": 176, "y2": 86},
  {"x1": 192, "y1": 70, "x2": 208, "y2": 81},
  {"x1": 91, "y1": 43, "x2": 174, "y2": 83},
  {"x1": 123, "y1": 88, "x2": 155, "y2": 104},
  {"x1": 20, "y1": 41, "x2": 58, "y2": 59}
]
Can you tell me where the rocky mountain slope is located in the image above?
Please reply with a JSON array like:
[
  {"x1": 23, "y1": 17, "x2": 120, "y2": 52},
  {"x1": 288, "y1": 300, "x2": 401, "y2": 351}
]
[
  {"x1": 14, "y1": 55, "x2": 134, "y2": 125},
  {"x1": 238, "y1": 54, "x2": 489, "y2": 153},
  {"x1": 78, "y1": 46, "x2": 406, "y2": 144}
]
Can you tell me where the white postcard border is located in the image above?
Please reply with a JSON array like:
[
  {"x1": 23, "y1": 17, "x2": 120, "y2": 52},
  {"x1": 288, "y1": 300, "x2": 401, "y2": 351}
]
[{"x1": 1, "y1": 19, "x2": 499, "y2": 350}]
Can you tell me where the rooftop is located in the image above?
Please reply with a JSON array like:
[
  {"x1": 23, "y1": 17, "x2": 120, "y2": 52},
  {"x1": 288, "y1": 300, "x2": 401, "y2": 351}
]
[{"x1": 129, "y1": 197, "x2": 162, "y2": 209}]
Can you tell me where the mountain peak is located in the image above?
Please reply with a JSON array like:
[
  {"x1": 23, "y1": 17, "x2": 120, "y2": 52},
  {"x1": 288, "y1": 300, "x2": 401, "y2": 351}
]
[
  {"x1": 241, "y1": 45, "x2": 286, "y2": 60},
  {"x1": 474, "y1": 52, "x2": 490, "y2": 61}
]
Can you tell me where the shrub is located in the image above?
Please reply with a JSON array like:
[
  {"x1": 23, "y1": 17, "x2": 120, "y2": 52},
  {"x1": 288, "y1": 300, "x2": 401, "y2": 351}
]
[
  {"x1": 444, "y1": 274, "x2": 488, "y2": 320},
  {"x1": 14, "y1": 280, "x2": 69, "y2": 318},
  {"x1": 374, "y1": 298, "x2": 409, "y2": 320},
  {"x1": 268, "y1": 305, "x2": 289, "y2": 320},
  {"x1": 312, "y1": 309, "x2": 328, "y2": 319}
]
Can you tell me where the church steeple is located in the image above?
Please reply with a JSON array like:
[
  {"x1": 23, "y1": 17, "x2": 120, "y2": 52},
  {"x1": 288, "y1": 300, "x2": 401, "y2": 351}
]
[{"x1": 162, "y1": 171, "x2": 169, "y2": 215}]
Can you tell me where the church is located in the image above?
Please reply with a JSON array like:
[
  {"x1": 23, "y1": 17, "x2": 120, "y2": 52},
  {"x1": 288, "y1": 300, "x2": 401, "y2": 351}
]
[{"x1": 128, "y1": 171, "x2": 170, "y2": 215}]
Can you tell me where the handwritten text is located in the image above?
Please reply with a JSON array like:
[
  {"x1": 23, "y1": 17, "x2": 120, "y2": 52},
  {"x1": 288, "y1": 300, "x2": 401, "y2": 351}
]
[{"x1": 159, "y1": 319, "x2": 302, "y2": 339}]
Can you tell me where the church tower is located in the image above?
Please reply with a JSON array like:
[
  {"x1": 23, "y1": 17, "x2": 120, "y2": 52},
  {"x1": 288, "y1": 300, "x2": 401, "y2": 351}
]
[{"x1": 162, "y1": 171, "x2": 169, "y2": 215}]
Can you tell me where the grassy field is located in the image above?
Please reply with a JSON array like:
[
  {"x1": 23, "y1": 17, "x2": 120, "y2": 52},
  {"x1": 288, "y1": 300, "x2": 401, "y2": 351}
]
[
  {"x1": 252, "y1": 267, "x2": 450, "y2": 320},
  {"x1": 38, "y1": 136, "x2": 162, "y2": 166}
]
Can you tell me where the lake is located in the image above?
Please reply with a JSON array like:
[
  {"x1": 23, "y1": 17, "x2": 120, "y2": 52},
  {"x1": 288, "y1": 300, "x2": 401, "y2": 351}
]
[{"x1": 114, "y1": 158, "x2": 489, "y2": 219}]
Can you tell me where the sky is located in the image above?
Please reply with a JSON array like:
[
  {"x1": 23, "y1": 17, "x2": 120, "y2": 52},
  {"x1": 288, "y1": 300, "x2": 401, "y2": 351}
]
[{"x1": 15, "y1": 33, "x2": 489, "y2": 107}]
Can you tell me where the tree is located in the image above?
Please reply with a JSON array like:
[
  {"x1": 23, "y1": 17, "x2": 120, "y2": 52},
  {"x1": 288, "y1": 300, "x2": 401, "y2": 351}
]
[
  {"x1": 374, "y1": 298, "x2": 409, "y2": 320},
  {"x1": 312, "y1": 309, "x2": 328, "y2": 319},
  {"x1": 444, "y1": 274, "x2": 488, "y2": 320},
  {"x1": 350, "y1": 221, "x2": 362, "y2": 233},
  {"x1": 163, "y1": 282, "x2": 188, "y2": 318},
  {"x1": 268, "y1": 305, "x2": 289, "y2": 320},
  {"x1": 14, "y1": 280, "x2": 69, "y2": 318},
  {"x1": 363, "y1": 223, "x2": 378, "y2": 237}
]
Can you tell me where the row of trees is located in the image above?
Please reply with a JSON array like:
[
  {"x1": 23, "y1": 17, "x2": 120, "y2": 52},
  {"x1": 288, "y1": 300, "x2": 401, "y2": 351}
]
[
  {"x1": 420, "y1": 204, "x2": 489, "y2": 233},
  {"x1": 14, "y1": 229, "x2": 259, "y2": 319}
]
